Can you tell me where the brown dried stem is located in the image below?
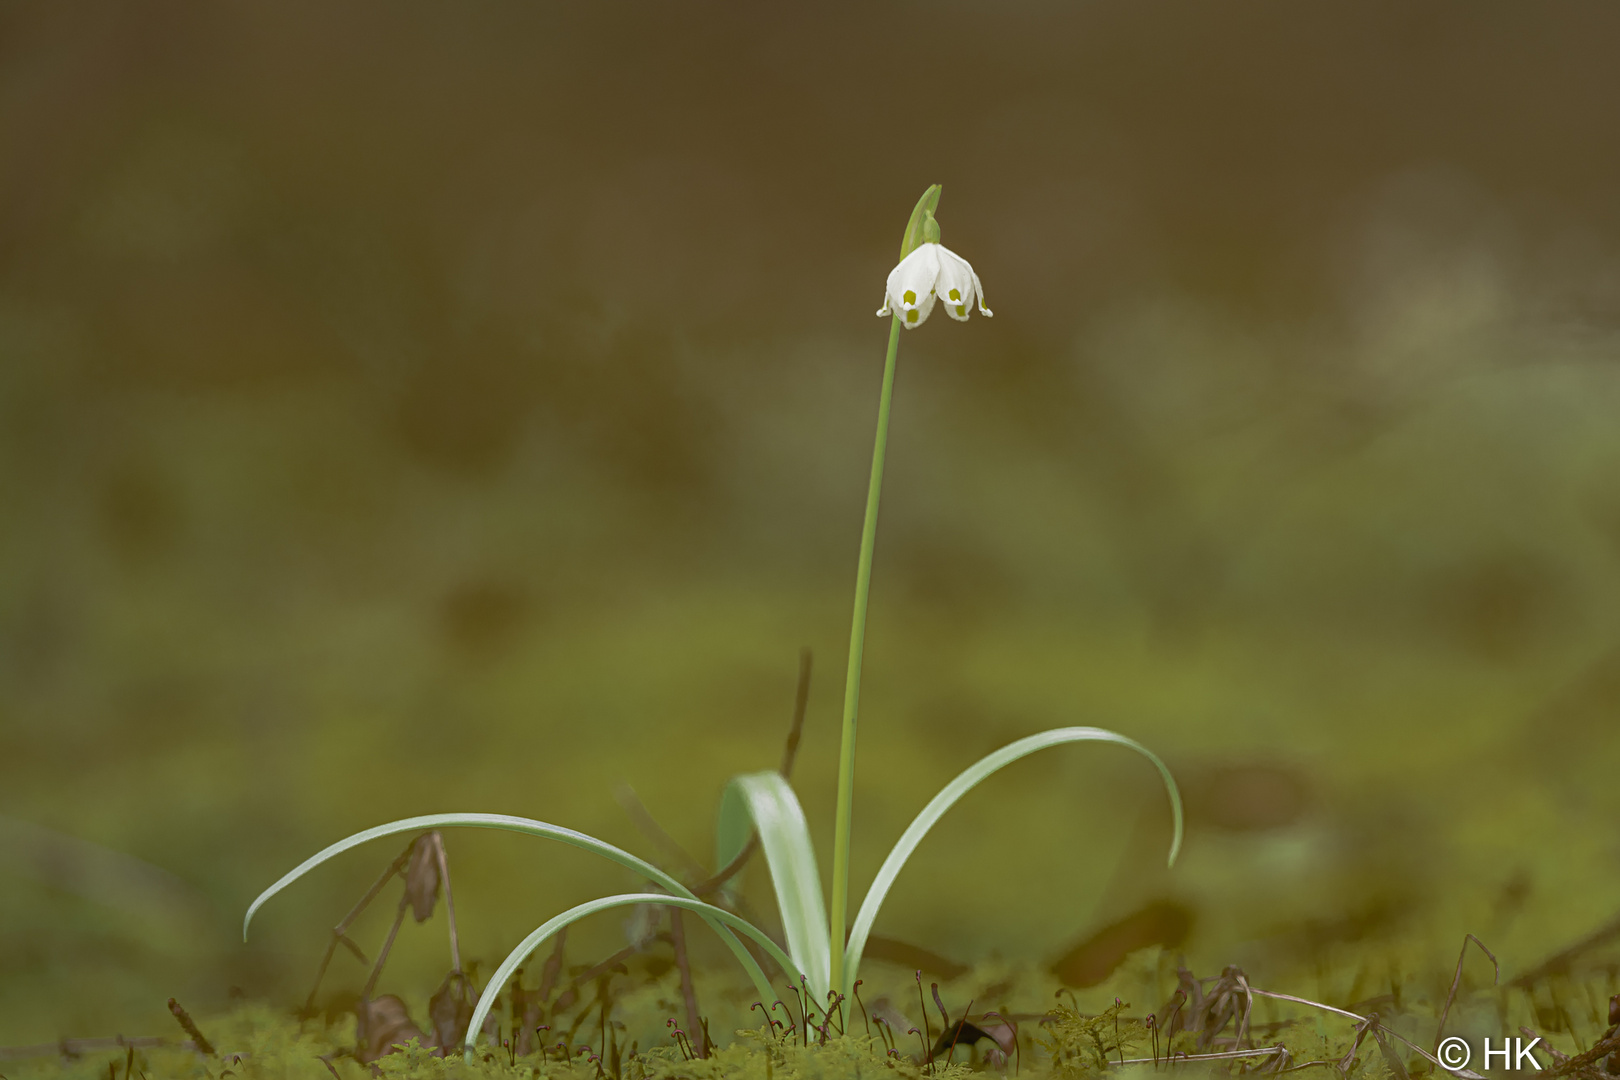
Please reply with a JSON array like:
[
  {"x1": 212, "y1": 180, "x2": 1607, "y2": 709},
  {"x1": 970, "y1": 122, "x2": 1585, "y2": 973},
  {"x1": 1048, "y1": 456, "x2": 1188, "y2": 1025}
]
[
  {"x1": 1435, "y1": 934, "x2": 1498, "y2": 1052},
  {"x1": 690, "y1": 649, "x2": 812, "y2": 898},
  {"x1": 427, "y1": 832, "x2": 462, "y2": 974},
  {"x1": 1247, "y1": 988, "x2": 1485, "y2": 1080},
  {"x1": 1541, "y1": 1033, "x2": 1620, "y2": 1079},
  {"x1": 360, "y1": 893, "x2": 410, "y2": 1003},
  {"x1": 1118, "y1": 1045, "x2": 1288, "y2": 1066},
  {"x1": 303, "y1": 843, "x2": 414, "y2": 1014},
  {"x1": 669, "y1": 909, "x2": 705, "y2": 1058},
  {"x1": 1509, "y1": 913, "x2": 1620, "y2": 989}
]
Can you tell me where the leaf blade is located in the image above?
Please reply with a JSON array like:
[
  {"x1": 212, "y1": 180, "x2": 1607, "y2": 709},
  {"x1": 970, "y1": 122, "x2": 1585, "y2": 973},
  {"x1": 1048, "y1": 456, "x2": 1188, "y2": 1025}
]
[
  {"x1": 722, "y1": 772, "x2": 832, "y2": 999},
  {"x1": 841, "y1": 727, "x2": 1183, "y2": 996},
  {"x1": 462, "y1": 892, "x2": 800, "y2": 1060},
  {"x1": 240, "y1": 812, "x2": 776, "y2": 1008}
]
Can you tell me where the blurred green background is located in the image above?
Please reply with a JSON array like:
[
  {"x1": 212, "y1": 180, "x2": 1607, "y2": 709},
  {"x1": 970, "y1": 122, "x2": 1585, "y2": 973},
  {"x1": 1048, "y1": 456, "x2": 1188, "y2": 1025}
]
[{"x1": 4, "y1": 0, "x2": 1620, "y2": 1051}]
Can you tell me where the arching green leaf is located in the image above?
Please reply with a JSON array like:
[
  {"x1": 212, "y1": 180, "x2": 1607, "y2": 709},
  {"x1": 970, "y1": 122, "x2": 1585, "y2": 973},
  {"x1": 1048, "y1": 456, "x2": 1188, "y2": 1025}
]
[
  {"x1": 240, "y1": 813, "x2": 775, "y2": 1006},
  {"x1": 720, "y1": 772, "x2": 832, "y2": 999},
  {"x1": 841, "y1": 727, "x2": 1183, "y2": 996},
  {"x1": 463, "y1": 892, "x2": 799, "y2": 1060}
]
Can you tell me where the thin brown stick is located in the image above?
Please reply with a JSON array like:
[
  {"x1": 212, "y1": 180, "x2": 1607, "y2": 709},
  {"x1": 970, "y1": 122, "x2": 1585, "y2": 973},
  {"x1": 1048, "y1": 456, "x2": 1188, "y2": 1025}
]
[
  {"x1": 944, "y1": 999, "x2": 975, "y2": 1064},
  {"x1": 779, "y1": 648, "x2": 811, "y2": 776},
  {"x1": 1116, "y1": 1045, "x2": 1286, "y2": 1066},
  {"x1": 1542, "y1": 1032, "x2": 1620, "y2": 1079},
  {"x1": 693, "y1": 837, "x2": 760, "y2": 897},
  {"x1": 361, "y1": 894, "x2": 410, "y2": 1002},
  {"x1": 1519, "y1": 1027, "x2": 1568, "y2": 1067},
  {"x1": 427, "y1": 832, "x2": 462, "y2": 974},
  {"x1": 669, "y1": 910, "x2": 705, "y2": 1058},
  {"x1": 537, "y1": 928, "x2": 568, "y2": 1005},
  {"x1": 303, "y1": 844, "x2": 413, "y2": 1013},
  {"x1": 1509, "y1": 913, "x2": 1620, "y2": 989},
  {"x1": 1274, "y1": 1059, "x2": 1346, "y2": 1075},
  {"x1": 690, "y1": 650, "x2": 813, "y2": 898},
  {"x1": 0, "y1": 1037, "x2": 185, "y2": 1063},
  {"x1": 1235, "y1": 972, "x2": 1255, "y2": 1048},
  {"x1": 554, "y1": 943, "x2": 642, "y2": 1011},
  {"x1": 614, "y1": 785, "x2": 708, "y2": 882},
  {"x1": 1371, "y1": 1023, "x2": 1412, "y2": 1080},
  {"x1": 1247, "y1": 990, "x2": 1362, "y2": 1023},
  {"x1": 1435, "y1": 934, "x2": 1498, "y2": 1052},
  {"x1": 1248, "y1": 989, "x2": 1485, "y2": 1080}
]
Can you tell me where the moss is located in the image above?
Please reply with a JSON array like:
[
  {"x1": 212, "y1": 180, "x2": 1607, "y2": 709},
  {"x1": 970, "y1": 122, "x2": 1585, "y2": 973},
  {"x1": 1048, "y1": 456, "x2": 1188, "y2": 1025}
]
[{"x1": 1036, "y1": 1001, "x2": 1146, "y2": 1080}]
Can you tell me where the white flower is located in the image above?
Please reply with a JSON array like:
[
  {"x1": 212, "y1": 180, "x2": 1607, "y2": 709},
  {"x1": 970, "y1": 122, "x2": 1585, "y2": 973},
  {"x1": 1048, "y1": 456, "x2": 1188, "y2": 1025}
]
[{"x1": 876, "y1": 242, "x2": 992, "y2": 329}]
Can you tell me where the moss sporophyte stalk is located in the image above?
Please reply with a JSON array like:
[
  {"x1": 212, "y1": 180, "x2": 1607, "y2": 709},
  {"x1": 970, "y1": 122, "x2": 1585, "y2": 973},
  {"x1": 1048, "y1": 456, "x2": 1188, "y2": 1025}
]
[{"x1": 241, "y1": 185, "x2": 1183, "y2": 1063}]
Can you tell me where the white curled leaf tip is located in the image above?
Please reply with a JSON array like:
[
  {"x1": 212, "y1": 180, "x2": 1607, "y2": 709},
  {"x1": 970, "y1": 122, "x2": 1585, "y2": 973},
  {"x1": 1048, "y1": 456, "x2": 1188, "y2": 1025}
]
[
  {"x1": 722, "y1": 771, "x2": 833, "y2": 1000},
  {"x1": 241, "y1": 813, "x2": 673, "y2": 942},
  {"x1": 840, "y1": 727, "x2": 1182, "y2": 996},
  {"x1": 879, "y1": 242, "x2": 989, "y2": 329},
  {"x1": 239, "y1": 811, "x2": 778, "y2": 1008},
  {"x1": 462, "y1": 893, "x2": 799, "y2": 1061}
]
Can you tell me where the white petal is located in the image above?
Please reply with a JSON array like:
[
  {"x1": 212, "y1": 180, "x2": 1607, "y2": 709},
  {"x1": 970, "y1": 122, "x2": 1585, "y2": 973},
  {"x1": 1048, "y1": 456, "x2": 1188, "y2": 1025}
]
[
  {"x1": 883, "y1": 244, "x2": 941, "y2": 329},
  {"x1": 970, "y1": 265, "x2": 991, "y2": 317},
  {"x1": 897, "y1": 286, "x2": 937, "y2": 328},
  {"x1": 934, "y1": 245, "x2": 979, "y2": 322}
]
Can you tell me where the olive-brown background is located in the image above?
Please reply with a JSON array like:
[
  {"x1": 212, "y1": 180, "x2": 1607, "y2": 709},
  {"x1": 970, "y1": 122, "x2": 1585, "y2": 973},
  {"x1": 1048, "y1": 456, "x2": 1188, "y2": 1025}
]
[{"x1": 4, "y1": 1, "x2": 1620, "y2": 1048}]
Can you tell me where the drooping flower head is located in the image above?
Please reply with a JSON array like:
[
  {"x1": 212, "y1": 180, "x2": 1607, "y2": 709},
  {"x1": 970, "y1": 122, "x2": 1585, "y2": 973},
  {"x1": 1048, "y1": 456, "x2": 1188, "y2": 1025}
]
[{"x1": 876, "y1": 195, "x2": 991, "y2": 329}]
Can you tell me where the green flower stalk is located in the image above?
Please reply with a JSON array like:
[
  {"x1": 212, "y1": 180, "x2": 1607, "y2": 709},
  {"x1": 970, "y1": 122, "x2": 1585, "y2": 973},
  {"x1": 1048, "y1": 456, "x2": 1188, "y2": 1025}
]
[{"x1": 828, "y1": 184, "x2": 993, "y2": 991}]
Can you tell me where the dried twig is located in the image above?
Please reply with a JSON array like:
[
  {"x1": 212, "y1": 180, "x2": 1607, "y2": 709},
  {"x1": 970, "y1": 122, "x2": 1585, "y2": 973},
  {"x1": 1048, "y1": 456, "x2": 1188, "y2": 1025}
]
[
  {"x1": 1435, "y1": 934, "x2": 1498, "y2": 1052},
  {"x1": 1520, "y1": 1027, "x2": 1569, "y2": 1067},
  {"x1": 779, "y1": 648, "x2": 812, "y2": 776},
  {"x1": 1510, "y1": 913, "x2": 1620, "y2": 989},
  {"x1": 537, "y1": 929, "x2": 568, "y2": 1005},
  {"x1": 0, "y1": 1037, "x2": 198, "y2": 1063},
  {"x1": 1247, "y1": 988, "x2": 1485, "y2": 1080},
  {"x1": 361, "y1": 893, "x2": 411, "y2": 1003},
  {"x1": 303, "y1": 844, "x2": 413, "y2": 1014},
  {"x1": 1541, "y1": 1032, "x2": 1620, "y2": 1079},
  {"x1": 1235, "y1": 970, "x2": 1255, "y2": 1049},
  {"x1": 553, "y1": 943, "x2": 643, "y2": 1014},
  {"x1": 427, "y1": 832, "x2": 462, "y2": 974},
  {"x1": 690, "y1": 649, "x2": 812, "y2": 898},
  {"x1": 669, "y1": 910, "x2": 705, "y2": 1058},
  {"x1": 1117, "y1": 1045, "x2": 1287, "y2": 1066},
  {"x1": 613, "y1": 786, "x2": 708, "y2": 882}
]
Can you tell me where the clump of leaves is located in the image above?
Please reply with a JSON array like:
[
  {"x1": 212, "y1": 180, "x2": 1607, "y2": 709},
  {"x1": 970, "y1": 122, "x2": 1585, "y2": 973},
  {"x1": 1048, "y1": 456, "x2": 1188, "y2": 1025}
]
[
  {"x1": 1037, "y1": 1000, "x2": 1147, "y2": 1079},
  {"x1": 242, "y1": 186, "x2": 1184, "y2": 1062}
]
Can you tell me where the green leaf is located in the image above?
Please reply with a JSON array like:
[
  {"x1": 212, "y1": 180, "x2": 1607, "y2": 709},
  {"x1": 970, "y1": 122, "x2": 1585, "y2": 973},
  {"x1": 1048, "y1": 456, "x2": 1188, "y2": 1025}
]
[
  {"x1": 720, "y1": 772, "x2": 832, "y2": 1000},
  {"x1": 840, "y1": 727, "x2": 1183, "y2": 996},
  {"x1": 239, "y1": 812, "x2": 775, "y2": 1008},
  {"x1": 898, "y1": 184, "x2": 942, "y2": 260},
  {"x1": 463, "y1": 892, "x2": 801, "y2": 1061},
  {"x1": 713, "y1": 778, "x2": 755, "y2": 905}
]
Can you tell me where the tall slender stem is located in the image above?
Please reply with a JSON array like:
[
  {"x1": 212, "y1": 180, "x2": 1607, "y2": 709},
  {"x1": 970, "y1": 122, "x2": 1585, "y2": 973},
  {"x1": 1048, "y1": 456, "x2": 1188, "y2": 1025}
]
[{"x1": 829, "y1": 314, "x2": 902, "y2": 992}]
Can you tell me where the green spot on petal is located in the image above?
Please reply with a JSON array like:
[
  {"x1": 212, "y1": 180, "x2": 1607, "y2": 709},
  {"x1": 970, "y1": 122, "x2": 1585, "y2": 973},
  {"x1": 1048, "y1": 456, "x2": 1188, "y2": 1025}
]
[
  {"x1": 957, "y1": 305, "x2": 967, "y2": 316},
  {"x1": 906, "y1": 310, "x2": 919, "y2": 323},
  {"x1": 948, "y1": 289, "x2": 961, "y2": 301},
  {"x1": 903, "y1": 290, "x2": 917, "y2": 305}
]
